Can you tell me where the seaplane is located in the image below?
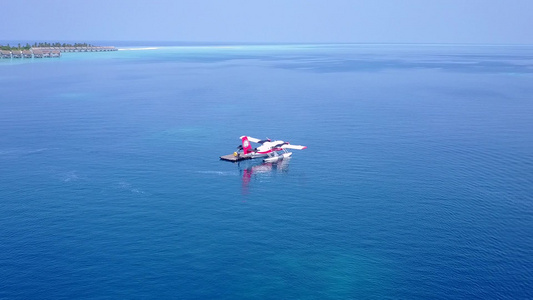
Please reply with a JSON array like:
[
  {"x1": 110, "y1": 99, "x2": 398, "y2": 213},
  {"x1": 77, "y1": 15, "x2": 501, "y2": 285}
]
[{"x1": 220, "y1": 136, "x2": 307, "y2": 163}]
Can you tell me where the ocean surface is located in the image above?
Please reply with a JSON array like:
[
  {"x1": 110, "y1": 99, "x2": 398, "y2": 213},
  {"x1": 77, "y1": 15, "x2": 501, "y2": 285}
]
[{"x1": 0, "y1": 44, "x2": 532, "y2": 299}]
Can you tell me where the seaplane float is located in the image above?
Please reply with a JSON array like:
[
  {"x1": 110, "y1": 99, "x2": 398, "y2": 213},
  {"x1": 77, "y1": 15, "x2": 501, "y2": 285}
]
[{"x1": 220, "y1": 136, "x2": 307, "y2": 163}]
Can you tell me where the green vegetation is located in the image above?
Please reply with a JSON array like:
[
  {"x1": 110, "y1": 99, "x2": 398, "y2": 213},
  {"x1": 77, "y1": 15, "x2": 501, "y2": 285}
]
[
  {"x1": 0, "y1": 42, "x2": 94, "y2": 51},
  {"x1": 0, "y1": 43, "x2": 29, "y2": 50}
]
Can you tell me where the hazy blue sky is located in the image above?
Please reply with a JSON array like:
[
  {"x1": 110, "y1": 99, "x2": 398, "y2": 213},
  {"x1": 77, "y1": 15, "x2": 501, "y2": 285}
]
[{"x1": 1, "y1": 0, "x2": 532, "y2": 44}]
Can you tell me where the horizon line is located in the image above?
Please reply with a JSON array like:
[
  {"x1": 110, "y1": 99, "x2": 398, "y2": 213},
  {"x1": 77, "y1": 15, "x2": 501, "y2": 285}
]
[{"x1": 2, "y1": 40, "x2": 533, "y2": 47}]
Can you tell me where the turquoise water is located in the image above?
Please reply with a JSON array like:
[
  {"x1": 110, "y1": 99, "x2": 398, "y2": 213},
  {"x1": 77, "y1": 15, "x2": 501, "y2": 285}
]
[{"x1": 1, "y1": 44, "x2": 532, "y2": 299}]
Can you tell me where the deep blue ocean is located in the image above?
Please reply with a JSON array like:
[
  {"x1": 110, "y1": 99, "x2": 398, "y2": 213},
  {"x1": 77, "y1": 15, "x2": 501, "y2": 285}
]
[{"x1": 1, "y1": 44, "x2": 532, "y2": 299}]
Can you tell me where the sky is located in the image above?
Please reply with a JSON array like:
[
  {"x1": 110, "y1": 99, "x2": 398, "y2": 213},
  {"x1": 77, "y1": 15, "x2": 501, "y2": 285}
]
[{"x1": 1, "y1": 0, "x2": 532, "y2": 44}]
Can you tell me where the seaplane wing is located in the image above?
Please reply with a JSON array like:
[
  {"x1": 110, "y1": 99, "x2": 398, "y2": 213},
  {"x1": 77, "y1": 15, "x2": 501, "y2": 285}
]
[
  {"x1": 240, "y1": 136, "x2": 262, "y2": 143},
  {"x1": 281, "y1": 144, "x2": 307, "y2": 150}
]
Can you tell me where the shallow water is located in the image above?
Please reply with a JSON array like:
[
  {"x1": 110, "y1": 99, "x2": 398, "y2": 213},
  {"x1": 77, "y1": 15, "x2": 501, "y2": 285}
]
[{"x1": 1, "y1": 44, "x2": 532, "y2": 299}]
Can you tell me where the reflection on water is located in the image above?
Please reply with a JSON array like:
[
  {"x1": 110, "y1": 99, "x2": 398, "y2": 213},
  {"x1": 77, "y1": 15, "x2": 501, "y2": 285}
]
[{"x1": 238, "y1": 158, "x2": 291, "y2": 194}]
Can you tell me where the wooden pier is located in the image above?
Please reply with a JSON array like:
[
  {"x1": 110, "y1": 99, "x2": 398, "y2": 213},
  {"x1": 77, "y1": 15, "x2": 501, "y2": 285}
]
[{"x1": 220, "y1": 153, "x2": 253, "y2": 162}]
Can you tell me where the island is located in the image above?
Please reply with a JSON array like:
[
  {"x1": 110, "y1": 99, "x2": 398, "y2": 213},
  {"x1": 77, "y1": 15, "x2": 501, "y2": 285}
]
[{"x1": 0, "y1": 42, "x2": 117, "y2": 59}]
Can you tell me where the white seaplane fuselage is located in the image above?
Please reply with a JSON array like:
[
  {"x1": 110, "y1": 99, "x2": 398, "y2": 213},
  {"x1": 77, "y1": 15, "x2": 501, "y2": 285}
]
[
  {"x1": 239, "y1": 136, "x2": 306, "y2": 163},
  {"x1": 250, "y1": 140, "x2": 292, "y2": 162}
]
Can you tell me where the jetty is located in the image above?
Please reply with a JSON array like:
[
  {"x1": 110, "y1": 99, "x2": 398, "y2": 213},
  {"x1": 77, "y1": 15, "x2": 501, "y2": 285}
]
[
  {"x1": 220, "y1": 153, "x2": 253, "y2": 162},
  {"x1": 0, "y1": 46, "x2": 117, "y2": 59}
]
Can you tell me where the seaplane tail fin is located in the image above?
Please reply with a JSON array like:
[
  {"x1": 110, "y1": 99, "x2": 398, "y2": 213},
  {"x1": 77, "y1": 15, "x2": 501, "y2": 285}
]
[
  {"x1": 241, "y1": 136, "x2": 253, "y2": 154},
  {"x1": 282, "y1": 144, "x2": 307, "y2": 150}
]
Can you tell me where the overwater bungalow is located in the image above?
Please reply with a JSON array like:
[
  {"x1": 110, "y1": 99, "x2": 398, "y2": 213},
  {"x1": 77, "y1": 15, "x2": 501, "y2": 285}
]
[
  {"x1": 0, "y1": 50, "x2": 11, "y2": 58},
  {"x1": 1, "y1": 45, "x2": 118, "y2": 59},
  {"x1": 11, "y1": 50, "x2": 22, "y2": 58},
  {"x1": 32, "y1": 50, "x2": 43, "y2": 58}
]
